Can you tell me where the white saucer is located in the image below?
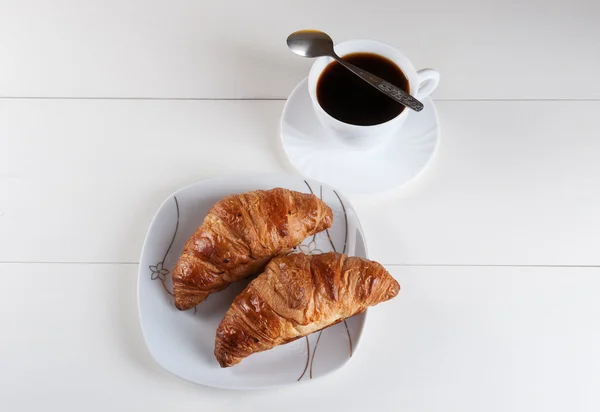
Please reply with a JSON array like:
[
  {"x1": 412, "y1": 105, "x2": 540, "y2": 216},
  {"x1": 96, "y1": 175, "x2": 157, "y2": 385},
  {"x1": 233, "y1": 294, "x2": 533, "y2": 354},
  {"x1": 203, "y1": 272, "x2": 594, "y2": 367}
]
[{"x1": 280, "y1": 78, "x2": 441, "y2": 194}]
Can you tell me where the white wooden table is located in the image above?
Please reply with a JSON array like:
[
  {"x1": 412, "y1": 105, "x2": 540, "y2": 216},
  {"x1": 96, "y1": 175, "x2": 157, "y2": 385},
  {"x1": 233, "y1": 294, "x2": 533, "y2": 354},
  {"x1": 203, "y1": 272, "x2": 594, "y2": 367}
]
[{"x1": 2, "y1": 1, "x2": 599, "y2": 410}]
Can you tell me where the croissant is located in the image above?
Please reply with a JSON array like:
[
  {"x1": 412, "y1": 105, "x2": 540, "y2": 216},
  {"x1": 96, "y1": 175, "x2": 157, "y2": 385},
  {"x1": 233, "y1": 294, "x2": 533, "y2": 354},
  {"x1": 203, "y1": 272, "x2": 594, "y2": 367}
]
[
  {"x1": 172, "y1": 188, "x2": 333, "y2": 310},
  {"x1": 214, "y1": 252, "x2": 400, "y2": 367}
]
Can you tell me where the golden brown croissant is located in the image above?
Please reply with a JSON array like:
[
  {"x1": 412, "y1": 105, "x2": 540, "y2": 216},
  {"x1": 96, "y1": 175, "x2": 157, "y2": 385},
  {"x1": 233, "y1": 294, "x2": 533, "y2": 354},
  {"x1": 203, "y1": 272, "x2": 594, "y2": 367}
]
[
  {"x1": 214, "y1": 252, "x2": 400, "y2": 367},
  {"x1": 172, "y1": 188, "x2": 333, "y2": 310}
]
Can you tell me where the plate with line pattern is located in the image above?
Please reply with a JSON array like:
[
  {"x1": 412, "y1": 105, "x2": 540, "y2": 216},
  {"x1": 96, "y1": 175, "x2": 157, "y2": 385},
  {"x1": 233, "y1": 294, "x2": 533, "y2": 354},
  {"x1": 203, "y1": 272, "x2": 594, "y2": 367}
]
[{"x1": 138, "y1": 174, "x2": 371, "y2": 389}]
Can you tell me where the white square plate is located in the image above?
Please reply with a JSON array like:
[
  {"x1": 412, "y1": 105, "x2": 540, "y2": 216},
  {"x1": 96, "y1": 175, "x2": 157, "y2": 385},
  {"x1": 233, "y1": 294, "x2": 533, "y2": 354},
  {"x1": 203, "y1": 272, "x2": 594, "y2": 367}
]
[{"x1": 138, "y1": 174, "x2": 369, "y2": 389}]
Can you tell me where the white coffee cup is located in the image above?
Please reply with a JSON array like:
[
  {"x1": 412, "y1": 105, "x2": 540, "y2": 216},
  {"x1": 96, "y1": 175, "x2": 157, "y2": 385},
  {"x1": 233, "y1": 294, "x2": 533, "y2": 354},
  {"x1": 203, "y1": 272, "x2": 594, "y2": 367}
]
[{"x1": 308, "y1": 39, "x2": 440, "y2": 150}]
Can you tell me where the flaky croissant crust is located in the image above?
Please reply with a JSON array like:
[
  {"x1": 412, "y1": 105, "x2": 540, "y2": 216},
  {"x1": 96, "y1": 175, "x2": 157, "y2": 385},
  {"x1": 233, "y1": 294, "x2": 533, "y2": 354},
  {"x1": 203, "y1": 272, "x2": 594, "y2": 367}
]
[
  {"x1": 215, "y1": 252, "x2": 400, "y2": 367},
  {"x1": 172, "y1": 188, "x2": 333, "y2": 310}
]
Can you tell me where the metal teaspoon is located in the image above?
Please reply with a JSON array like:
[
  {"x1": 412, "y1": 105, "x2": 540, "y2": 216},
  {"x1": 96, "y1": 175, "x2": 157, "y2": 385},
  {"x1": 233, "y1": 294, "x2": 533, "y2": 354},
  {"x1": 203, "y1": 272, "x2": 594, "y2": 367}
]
[{"x1": 287, "y1": 29, "x2": 424, "y2": 112}]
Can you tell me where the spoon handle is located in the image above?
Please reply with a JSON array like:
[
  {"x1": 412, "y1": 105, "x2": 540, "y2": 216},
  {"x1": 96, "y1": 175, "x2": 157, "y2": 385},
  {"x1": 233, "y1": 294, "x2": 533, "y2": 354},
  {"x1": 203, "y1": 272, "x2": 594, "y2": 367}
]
[{"x1": 334, "y1": 57, "x2": 424, "y2": 112}]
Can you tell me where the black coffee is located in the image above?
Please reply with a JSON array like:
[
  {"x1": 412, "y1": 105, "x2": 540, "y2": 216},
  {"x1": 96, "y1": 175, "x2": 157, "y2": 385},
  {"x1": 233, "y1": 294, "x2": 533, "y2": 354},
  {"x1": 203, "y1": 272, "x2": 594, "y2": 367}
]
[{"x1": 316, "y1": 52, "x2": 409, "y2": 126}]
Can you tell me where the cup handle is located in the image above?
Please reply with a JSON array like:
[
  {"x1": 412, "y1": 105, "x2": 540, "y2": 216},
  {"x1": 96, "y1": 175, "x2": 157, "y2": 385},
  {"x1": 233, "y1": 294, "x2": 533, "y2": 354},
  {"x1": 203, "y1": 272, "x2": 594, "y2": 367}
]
[{"x1": 416, "y1": 69, "x2": 440, "y2": 99}]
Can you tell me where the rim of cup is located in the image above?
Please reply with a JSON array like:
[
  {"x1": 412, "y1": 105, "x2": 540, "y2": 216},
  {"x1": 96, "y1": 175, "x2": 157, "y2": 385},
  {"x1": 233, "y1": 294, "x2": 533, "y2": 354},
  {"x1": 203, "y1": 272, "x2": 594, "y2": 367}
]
[{"x1": 307, "y1": 39, "x2": 419, "y2": 129}]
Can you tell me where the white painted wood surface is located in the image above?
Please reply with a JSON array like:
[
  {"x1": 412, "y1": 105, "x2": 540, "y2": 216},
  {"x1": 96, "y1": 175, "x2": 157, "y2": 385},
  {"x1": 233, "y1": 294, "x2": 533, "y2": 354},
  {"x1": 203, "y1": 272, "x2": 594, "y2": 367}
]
[
  {"x1": 2, "y1": 264, "x2": 599, "y2": 411},
  {"x1": 0, "y1": 0, "x2": 599, "y2": 99},
  {"x1": 1, "y1": 100, "x2": 599, "y2": 265},
  {"x1": 1, "y1": 0, "x2": 599, "y2": 409}
]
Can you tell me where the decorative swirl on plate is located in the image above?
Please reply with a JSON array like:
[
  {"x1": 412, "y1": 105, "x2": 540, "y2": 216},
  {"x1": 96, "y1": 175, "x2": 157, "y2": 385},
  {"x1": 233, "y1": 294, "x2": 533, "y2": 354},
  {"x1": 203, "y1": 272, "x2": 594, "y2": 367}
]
[
  {"x1": 298, "y1": 181, "x2": 352, "y2": 381},
  {"x1": 150, "y1": 196, "x2": 179, "y2": 298}
]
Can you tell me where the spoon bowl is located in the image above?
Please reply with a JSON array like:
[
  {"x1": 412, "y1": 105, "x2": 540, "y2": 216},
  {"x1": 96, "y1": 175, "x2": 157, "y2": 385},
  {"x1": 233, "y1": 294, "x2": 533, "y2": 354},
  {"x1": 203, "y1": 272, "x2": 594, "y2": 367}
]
[{"x1": 287, "y1": 30, "x2": 336, "y2": 58}]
